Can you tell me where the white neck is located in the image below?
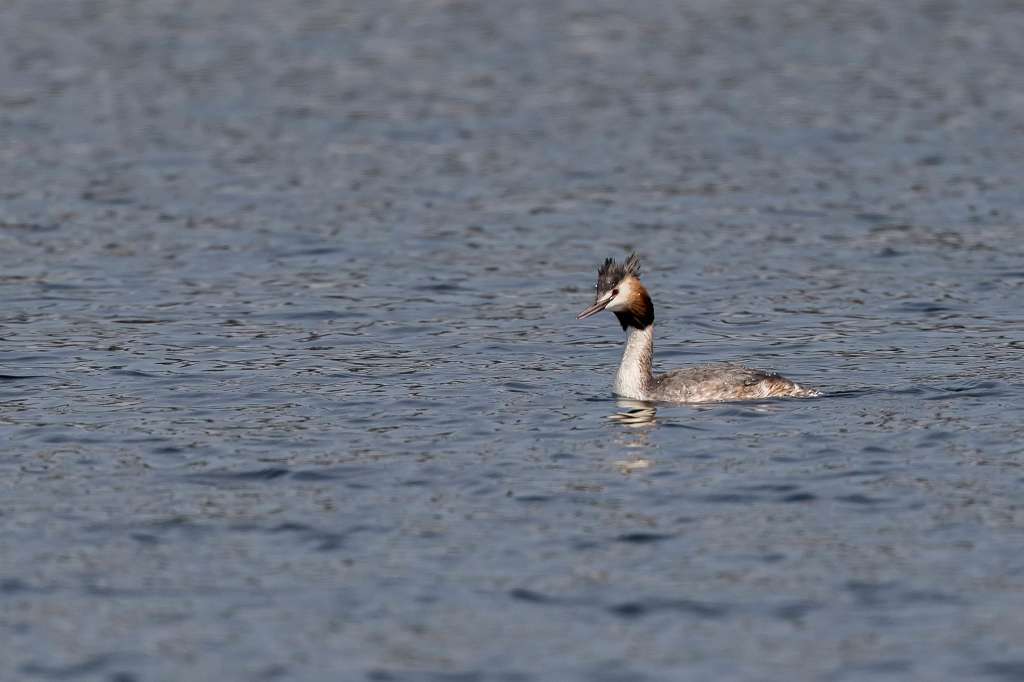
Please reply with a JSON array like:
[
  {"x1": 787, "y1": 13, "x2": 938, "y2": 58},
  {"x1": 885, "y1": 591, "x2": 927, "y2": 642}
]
[{"x1": 614, "y1": 325, "x2": 654, "y2": 400}]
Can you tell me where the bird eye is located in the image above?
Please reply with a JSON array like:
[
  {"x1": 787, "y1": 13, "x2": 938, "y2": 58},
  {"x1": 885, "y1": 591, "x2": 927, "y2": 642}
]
[{"x1": 612, "y1": 288, "x2": 619, "y2": 296}]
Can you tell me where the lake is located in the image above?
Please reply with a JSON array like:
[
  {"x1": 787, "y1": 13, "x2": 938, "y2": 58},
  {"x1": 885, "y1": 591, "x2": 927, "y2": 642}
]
[{"x1": 2, "y1": 1, "x2": 1024, "y2": 680}]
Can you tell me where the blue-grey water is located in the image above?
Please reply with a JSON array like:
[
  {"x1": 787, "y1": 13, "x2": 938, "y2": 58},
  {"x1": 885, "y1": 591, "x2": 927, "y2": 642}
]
[{"x1": 3, "y1": 1, "x2": 1024, "y2": 680}]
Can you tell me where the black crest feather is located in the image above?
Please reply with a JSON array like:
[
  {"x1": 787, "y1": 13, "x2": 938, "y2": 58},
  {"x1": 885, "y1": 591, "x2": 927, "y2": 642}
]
[{"x1": 596, "y1": 252, "x2": 641, "y2": 295}]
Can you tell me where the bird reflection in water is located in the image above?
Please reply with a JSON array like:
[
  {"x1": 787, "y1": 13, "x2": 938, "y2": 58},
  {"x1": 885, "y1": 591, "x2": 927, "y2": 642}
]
[
  {"x1": 608, "y1": 399, "x2": 656, "y2": 473},
  {"x1": 607, "y1": 399, "x2": 657, "y2": 427}
]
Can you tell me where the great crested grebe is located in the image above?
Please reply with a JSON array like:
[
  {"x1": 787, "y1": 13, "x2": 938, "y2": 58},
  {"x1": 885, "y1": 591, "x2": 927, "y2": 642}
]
[{"x1": 577, "y1": 253, "x2": 820, "y2": 403}]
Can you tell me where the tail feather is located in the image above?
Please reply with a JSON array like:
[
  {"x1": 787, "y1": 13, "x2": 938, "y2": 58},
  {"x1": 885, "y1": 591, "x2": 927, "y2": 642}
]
[{"x1": 760, "y1": 375, "x2": 821, "y2": 399}]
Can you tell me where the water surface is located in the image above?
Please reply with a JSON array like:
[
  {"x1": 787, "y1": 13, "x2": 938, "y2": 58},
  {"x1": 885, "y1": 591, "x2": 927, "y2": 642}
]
[{"x1": 2, "y1": 1, "x2": 1024, "y2": 680}]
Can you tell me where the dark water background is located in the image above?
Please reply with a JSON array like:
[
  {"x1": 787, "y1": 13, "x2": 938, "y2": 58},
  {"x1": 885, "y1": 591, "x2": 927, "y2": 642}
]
[{"x1": 3, "y1": 1, "x2": 1024, "y2": 680}]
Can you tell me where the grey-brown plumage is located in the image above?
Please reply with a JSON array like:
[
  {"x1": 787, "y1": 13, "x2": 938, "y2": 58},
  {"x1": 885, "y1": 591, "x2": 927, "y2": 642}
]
[
  {"x1": 651, "y1": 363, "x2": 819, "y2": 402},
  {"x1": 577, "y1": 253, "x2": 820, "y2": 403}
]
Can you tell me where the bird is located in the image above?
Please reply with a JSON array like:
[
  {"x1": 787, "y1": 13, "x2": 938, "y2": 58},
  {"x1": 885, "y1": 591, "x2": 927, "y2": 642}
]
[{"x1": 576, "y1": 253, "x2": 820, "y2": 403}]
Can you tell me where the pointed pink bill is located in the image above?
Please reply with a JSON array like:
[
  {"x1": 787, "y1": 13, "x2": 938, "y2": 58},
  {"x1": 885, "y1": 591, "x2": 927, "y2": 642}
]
[{"x1": 577, "y1": 294, "x2": 613, "y2": 320}]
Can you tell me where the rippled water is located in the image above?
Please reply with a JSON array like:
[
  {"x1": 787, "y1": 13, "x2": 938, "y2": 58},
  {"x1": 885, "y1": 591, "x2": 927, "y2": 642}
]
[{"x1": 3, "y1": 1, "x2": 1024, "y2": 680}]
